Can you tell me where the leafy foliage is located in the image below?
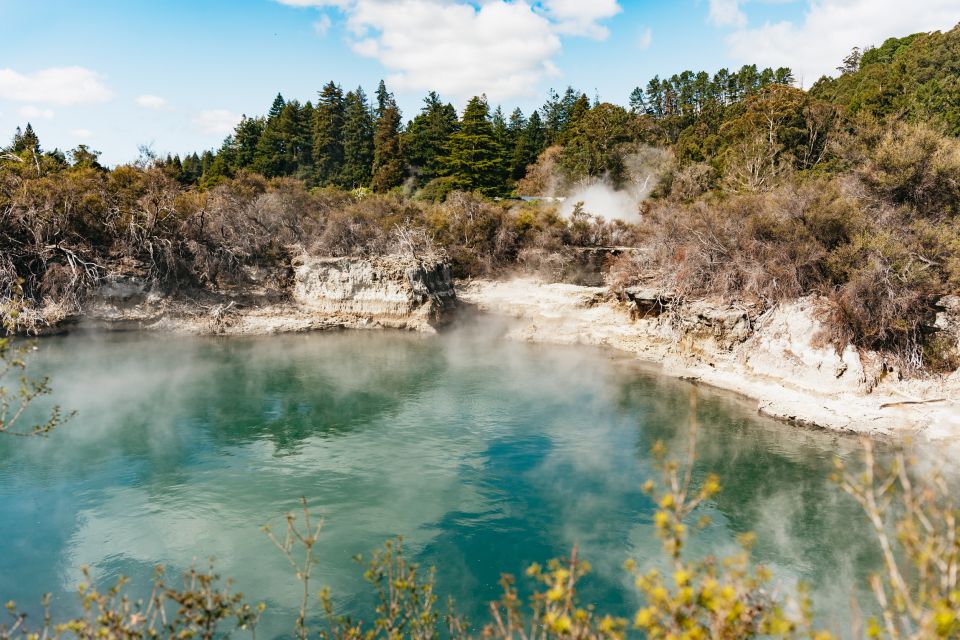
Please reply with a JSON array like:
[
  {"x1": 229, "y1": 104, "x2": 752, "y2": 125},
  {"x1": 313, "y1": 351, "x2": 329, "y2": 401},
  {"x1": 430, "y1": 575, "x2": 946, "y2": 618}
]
[
  {"x1": 0, "y1": 294, "x2": 71, "y2": 437},
  {"x1": 811, "y1": 25, "x2": 960, "y2": 136},
  {"x1": 559, "y1": 103, "x2": 637, "y2": 187},
  {"x1": 2, "y1": 564, "x2": 263, "y2": 639},
  {"x1": 834, "y1": 441, "x2": 960, "y2": 638}
]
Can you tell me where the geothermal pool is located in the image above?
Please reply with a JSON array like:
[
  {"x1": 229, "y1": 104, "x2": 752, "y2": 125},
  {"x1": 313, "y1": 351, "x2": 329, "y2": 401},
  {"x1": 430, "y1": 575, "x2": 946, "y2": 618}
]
[{"x1": 1, "y1": 323, "x2": 888, "y2": 636}]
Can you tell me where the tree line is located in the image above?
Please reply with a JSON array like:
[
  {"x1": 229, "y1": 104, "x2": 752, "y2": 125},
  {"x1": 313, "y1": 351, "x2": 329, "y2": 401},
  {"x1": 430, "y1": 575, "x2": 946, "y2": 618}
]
[
  {"x1": 153, "y1": 65, "x2": 793, "y2": 198},
  {"x1": 3, "y1": 62, "x2": 797, "y2": 202},
  {"x1": 163, "y1": 81, "x2": 551, "y2": 198}
]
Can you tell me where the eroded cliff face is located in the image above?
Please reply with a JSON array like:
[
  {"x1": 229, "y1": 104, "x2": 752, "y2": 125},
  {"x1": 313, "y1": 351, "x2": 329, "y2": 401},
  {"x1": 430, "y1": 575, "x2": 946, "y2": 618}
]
[
  {"x1": 292, "y1": 255, "x2": 456, "y2": 332},
  {"x1": 459, "y1": 278, "x2": 960, "y2": 439},
  {"x1": 18, "y1": 259, "x2": 960, "y2": 438},
  {"x1": 936, "y1": 296, "x2": 960, "y2": 353},
  {"x1": 34, "y1": 254, "x2": 457, "y2": 335},
  {"x1": 741, "y1": 298, "x2": 880, "y2": 396}
]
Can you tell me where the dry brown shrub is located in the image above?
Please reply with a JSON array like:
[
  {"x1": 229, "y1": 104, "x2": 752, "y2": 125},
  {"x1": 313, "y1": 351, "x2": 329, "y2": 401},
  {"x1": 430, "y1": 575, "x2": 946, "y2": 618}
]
[
  {"x1": 616, "y1": 183, "x2": 826, "y2": 305},
  {"x1": 422, "y1": 192, "x2": 518, "y2": 277},
  {"x1": 516, "y1": 146, "x2": 563, "y2": 197},
  {"x1": 667, "y1": 162, "x2": 715, "y2": 201},
  {"x1": 821, "y1": 229, "x2": 942, "y2": 368},
  {"x1": 856, "y1": 122, "x2": 960, "y2": 218},
  {"x1": 312, "y1": 192, "x2": 422, "y2": 257}
]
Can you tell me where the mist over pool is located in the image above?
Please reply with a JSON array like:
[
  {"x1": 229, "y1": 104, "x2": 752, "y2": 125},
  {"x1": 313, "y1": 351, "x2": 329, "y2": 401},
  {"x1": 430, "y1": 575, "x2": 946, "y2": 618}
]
[{"x1": 1, "y1": 322, "x2": 889, "y2": 637}]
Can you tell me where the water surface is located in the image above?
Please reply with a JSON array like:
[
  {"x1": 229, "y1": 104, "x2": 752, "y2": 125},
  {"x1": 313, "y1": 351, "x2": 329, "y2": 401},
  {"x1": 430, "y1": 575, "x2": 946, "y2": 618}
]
[{"x1": 1, "y1": 323, "x2": 888, "y2": 636}]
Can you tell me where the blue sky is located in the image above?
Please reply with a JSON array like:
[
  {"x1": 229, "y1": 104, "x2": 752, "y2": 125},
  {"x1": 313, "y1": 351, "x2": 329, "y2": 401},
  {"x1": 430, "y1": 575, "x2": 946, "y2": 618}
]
[{"x1": 1, "y1": 0, "x2": 958, "y2": 165}]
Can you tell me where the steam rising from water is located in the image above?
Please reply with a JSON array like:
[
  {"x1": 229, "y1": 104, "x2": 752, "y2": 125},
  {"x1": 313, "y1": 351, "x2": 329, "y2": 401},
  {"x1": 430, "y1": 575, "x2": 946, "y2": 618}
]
[
  {"x1": 560, "y1": 182, "x2": 642, "y2": 222},
  {"x1": 0, "y1": 322, "x2": 923, "y2": 637},
  {"x1": 559, "y1": 146, "x2": 672, "y2": 223}
]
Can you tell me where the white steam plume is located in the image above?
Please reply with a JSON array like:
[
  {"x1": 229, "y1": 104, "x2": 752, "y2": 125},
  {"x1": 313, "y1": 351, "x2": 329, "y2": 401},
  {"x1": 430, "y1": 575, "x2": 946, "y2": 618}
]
[{"x1": 559, "y1": 146, "x2": 672, "y2": 223}]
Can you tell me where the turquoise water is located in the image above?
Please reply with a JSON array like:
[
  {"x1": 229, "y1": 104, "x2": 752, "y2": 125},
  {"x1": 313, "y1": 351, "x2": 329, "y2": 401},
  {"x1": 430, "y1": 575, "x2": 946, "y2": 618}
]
[{"x1": 0, "y1": 323, "x2": 886, "y2": 636}]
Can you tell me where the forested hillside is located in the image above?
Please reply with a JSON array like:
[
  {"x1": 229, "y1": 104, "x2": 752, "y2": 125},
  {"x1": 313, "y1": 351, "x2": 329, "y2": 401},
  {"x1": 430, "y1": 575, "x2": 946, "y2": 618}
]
[
  {"x1": 2, "y1": 24, "x2": 959, "y2": 370},
  {"x1": 811, "y1": 26, "x2": 960, "y2": 135},
  {"x1": 141, "y1": 64, "x2": 791, "y2": 197}
]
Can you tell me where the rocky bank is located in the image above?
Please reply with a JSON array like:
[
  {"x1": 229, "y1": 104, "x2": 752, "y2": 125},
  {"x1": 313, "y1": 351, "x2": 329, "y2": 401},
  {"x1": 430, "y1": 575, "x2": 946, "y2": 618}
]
[
  {"x1": 65, "y1": 254, "x2": 456, "y2": 335},
  {"x1": 459, "y1": 278, "x2": 960, "y2": 439},
  {"x1": 20, "y1": 255, "x2": 960, "y2": 439}
]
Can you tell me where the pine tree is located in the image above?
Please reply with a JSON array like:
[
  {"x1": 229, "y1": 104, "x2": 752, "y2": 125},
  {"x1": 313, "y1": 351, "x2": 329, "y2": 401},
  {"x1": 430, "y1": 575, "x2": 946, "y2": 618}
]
[
  {"x1": 205, "y1": 153, "x2": 232, "y2": 186},
  {"x1": 288, "y1": 100, "x2": 314, "y2": 175},
  {"x1": 492, "y1": 106, "x2": 510, "y2": 148},
  {"x1": 558, "y1": 93, "x2": 591, "y2": 144},
  {"x1": 372, "y1": 83, "x2": 405, "y2": 192},
  {"x1": 738, "y1": 64, "x2": 761, "y2": 96},
  {"x1": 12, "y1": 123, "x2": 40, "y2": 154},
  {"x1": 713, "y1": 69, "x2": 732, "y2": 105},
  {"x1": 506, "y1": 108, "x2": 526, "y2": 179},
  {"x1": 629, "y1": 86, "x2": 646, "y2": 114},
  {"x1": 232, "y1": 116, "x2": 265, "y2": 170},
  {"x1": 374, "y1": 79, "x2": 391, "y2": 120},
  {"x1": 404, "y1": 91, "x2": 459, "y2": 187},
  {"x1": 313, "y1": 81, "x2": 345, "y2": 186},
  {"x1": 252, "y1": 123, "x2": 282, "y2": 177},
  {"x1": 200, "y1": 150, "x2": 214, "y2": 177},
  {"x1": 571, "y1": 94, "x2": 591, "y2": 121},
  {"x1": 512, "y1": 110, "x2": 545, "y2": 181},
  {"x1": 442, "y1": 95, "x2": 504, "y2": 196},
  {"x1": 181, "y1": 152, "x2": 202, "y2": 184},
  {"x1": 256, "y1": 100, "x2": 313, "y2": 177},
  {"x1": 838, "y1": 47, "x2": 862, "y2": 75},
  {"x1": 492, "y1": 106, "x2": 514, "y2": 189},
  {"x1": 161, "y1": 153, "x2": 179, "y2": 179},
  {"x1": 70, "y1": 144, "x2": 104, "y2": 171},
  {"x1": 339, "y1": 87, "x2": 374, "y2": 188},
  {"x1": 267, "y1": 93, "x2": 286, "y2": 120},
  {"x1": 774, "y1": 67, "x2": 795, "y2": 85},
  {"x1": 541, "y1": 87, "x2": 581, "y2": 146},
  {"x1": 253, "y1": 93, "x2": 289, "y2": 176},
  {"x1": 645, "y1": 76, "x2": 665, "y2": 117}
]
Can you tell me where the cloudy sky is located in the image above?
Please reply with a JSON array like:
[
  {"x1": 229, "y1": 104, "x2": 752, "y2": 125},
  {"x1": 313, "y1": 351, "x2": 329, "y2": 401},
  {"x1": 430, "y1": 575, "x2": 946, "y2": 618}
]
[{"x1": 2, "y1": 0, "x2": 958, "y2": 165}]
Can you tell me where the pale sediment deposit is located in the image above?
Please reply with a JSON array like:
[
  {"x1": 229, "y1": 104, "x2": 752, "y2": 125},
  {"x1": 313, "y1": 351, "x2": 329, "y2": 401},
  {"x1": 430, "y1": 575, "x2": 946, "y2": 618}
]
[
  {"x1": 19, "y1": 257, "x2": 960, "y2": 439},
  {"x1": 292, "y1": 255, "x2": 455, "y2": 331},
  {"x1": 459, "y1": 278, "x2": 960, "y2": 440},
  {"x1": 57, "y1": 254, "x2": 455, "y2": 335}
]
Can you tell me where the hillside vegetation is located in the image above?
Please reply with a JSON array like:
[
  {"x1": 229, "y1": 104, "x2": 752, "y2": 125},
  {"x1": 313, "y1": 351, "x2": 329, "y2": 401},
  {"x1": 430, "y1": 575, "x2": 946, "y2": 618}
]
[
  {"x1": 2, "y1": 24, "x2": 960, "y2": 370},
  {"x1": 811, "y1": 27, "x2": 960, "y2": 135}
]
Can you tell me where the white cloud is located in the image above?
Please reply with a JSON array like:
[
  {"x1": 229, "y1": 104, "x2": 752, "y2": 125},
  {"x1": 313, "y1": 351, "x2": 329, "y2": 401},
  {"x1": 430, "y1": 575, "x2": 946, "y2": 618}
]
[
  {"x1": 708, "y1": 0, "x2": 747, "y2": 27},
  {"x1": 274, "y1": 0, "x2": 349, "y2": 5},
  {"x1": 275, "y1": 0, "x2": 621, "y2": 101},
  {"x1": 193, "y1": 109, "x2": 242, "y2": 135},
  {"x1": 313, "y1": 14, "x2": 332, "y2": 35},
  {"x1": 540, "y1": 0, "x2": 622, "y2": 39},
  {"x1": 725, "y1": 0, "x2": 960, "y2": 84},
  {"x1": 71, "y1": 128, "x2": 93, "y2": 139},
  {"x1": 637, "y1": 26, "x2": 653, "y2": 50},
  {"x1": 0, "y1": 66, "x2": 112, "y2": 105},
  {"x1": 136, "y1": 94, "x2": 172, "y2": 110},
  {"x1": 346, "y1": 0, "x2": 563, "y2": 101},
  {"x1": 18, "y1": 105, "x2": 55, "y2": 119}
]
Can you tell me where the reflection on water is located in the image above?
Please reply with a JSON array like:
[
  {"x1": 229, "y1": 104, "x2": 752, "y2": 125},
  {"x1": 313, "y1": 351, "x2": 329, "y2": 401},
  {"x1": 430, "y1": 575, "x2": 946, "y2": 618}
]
[{"x1": 0, "y1": 322, "x2": 890, "y2": 636}]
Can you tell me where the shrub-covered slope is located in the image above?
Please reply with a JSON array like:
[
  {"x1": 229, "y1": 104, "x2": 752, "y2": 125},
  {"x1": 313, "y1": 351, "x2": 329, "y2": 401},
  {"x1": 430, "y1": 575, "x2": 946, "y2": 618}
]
[{"x1": 2, "y1": 24, "x2": 960, "y2": 370}]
